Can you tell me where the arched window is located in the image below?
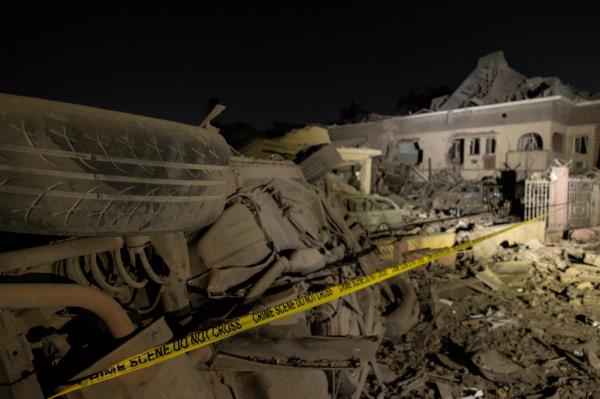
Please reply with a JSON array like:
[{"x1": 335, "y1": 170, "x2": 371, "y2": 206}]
[{"x1": 518, "y1": 133, "x2": 543, "y2": 151}]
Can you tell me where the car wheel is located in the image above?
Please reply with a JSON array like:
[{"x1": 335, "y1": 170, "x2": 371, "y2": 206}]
[
  {"x1": 0, "y1": 94, "x2": 232, "y2": 235},
  {"x1": 376, "y1": 223, "x2": 391, "y2": 234}
]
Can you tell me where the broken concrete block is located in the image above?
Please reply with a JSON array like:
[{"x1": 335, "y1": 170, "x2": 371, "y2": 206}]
[
  {"x1": 489, "y1": 261, "x2": 530, "y2": 287},
  {"x1": 434, "y1": 353, "x2": 464, "y2": 371},
  {"x1": 475, "y1": 268, "x2": 505, "y2": 291},
  {"x1": 576, "y1": 282, "x2": 594, "y2": 290},
  {"x1": 566, "y1": 247, "x2": 585, "y2": 261},
  {"x1": 471, "y1": 221, "x2": 546, "y2": 259},
  {"x1": 584, "y1": 253, "x2": 600, "y2": 267},
  {"x1": 555, "y1": 258, "x2": 569, "y2": 271},
  {"x1": 491, "y1": 261, "x2": 530, "y2": 275},
  {"x1": 434, "y1": 381, "x2": 456, "y2": 399},
  {"x1": 571, "y1": 228, "x2": 597, "y2": 241},
  {"x1": 562, "y1": 266, "x2": 600, "y2": 284},
  {"x1": 432, "y1": 279, "x2": 477, "y2": 302},
  {"x1": 471, "y1": 349, "x2": 522, "y2": 383}
]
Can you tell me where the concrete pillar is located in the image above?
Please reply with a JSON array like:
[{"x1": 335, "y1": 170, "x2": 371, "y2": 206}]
[
  {"x1": 361, "y1": 159, "x2": 372, "y2": 194},
  {"x1": 547, "y1": 166, "x2": 569, "y2": 241}
]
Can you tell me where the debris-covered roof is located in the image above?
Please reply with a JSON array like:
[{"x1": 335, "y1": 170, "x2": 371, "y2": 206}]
[{"x1": 432, "y1": 51, "x2": 600, "y2": 111}]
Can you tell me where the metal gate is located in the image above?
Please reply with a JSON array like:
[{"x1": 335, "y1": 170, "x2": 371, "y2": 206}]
[
  {"x1": 525, "y1": 175, "x2": 598, "y2": 229},
  {"x1": 524, "y1": 176, "x2": 550, "y2": 223},
  {"x1": 568, "y1": 178, "x2": 595, "y2": 228}
]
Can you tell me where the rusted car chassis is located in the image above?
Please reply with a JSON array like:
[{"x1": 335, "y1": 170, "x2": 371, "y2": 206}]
[{"x1": 0, "y1": 94, "x2": 416, "y2": 399}]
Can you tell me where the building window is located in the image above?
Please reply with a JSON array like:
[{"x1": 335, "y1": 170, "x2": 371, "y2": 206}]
[
  {"x1": 448, "y1": 139, "x2": 464, "y2": 165},
  {"x1": 469, "y1": 138, "x2": 480, "y2": 155},
  {"x1": 552, "y1": 132, "x2": 564, "y2": 152},
  {"x1": 518, "y1": 133, "x2": 543, "y2": 151},
  {"x1": 574, "y1": 136, "x2": 589, "y2": 154},
  {"x1": 485, "y1": 137, "x2": 496, "y2": 154}
]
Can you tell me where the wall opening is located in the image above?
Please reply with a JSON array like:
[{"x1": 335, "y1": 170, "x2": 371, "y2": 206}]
[
  {"x1": 396, "y1": 141, "x2": 422, "y2": 165},
  {"x1": 448, "y1": 139, "x2": 464, "y2": 165},
  {"x1": 518, "y1": 133, "x2": 543, "y2": 151}
]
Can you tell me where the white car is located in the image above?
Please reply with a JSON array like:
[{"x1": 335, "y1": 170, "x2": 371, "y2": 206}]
[{"x1": 342, "y1": 194, "x2": 413, "y2": 233}]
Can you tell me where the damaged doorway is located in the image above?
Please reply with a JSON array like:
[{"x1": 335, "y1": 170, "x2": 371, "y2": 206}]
[
  {"x1": 483, "y1": 137, "x2": 496, "y2": 170},
  {"x1": 448, "y1": 138, "x2": 464, "y2": 165}
]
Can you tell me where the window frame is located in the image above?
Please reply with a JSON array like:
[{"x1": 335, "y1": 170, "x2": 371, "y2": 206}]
[
  {"x1": 518, "y1": 132, "x2": 543, "y2": 152},
  {"x1": 574, "y1": 135, "x2": 589, "y2": 154},
  {"x1": 469, "y1": 138, "x2": 480, "y2": 155},
  {"x1": 485, "y1": 137, "x2": 496, "y2": 154}
]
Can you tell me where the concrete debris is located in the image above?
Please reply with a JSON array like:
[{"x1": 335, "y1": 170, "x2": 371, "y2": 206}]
[
  {"x1": 432, "y1": 51, "x2": 599, "y2": 112},
  {"x1": 584, "y1": 253, "x2": 600, "y2": 267},
  {"x1": 472, "y1": 349, "x2": 523, "y2": 383},
  {"x1": 368, "y1": 220, "x2": 600, "y2": 398},
  {"x1": 474, "y1": 268, "x2": 506, "y2": 291},
  {"x1": 571, "y1": 228, "x2": 599, "y2": 242},
  {"x1": 2, "y1": 94, "x2": 600, "y2": 399}
]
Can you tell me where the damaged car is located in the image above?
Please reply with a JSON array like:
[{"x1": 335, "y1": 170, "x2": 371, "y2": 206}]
[
  {"x1": 340, "y1": 193, "x2": 416, "y2": 234},
  {"x1": 0, "y1": 94, "x2": 418, "y2": 399}
]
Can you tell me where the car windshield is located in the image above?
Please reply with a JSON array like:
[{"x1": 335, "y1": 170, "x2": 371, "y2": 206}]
[
  {"x1": 345, "y1": 197, "x2": 395, "y2": 212},
  {"x1": 372, "y1": 199, "x2": 395, "y2": 211}
]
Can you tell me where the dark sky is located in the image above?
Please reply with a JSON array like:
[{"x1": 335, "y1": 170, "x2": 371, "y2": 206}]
[{"x1": 1, "y1": 5, "x2": 599, "y2": 128}]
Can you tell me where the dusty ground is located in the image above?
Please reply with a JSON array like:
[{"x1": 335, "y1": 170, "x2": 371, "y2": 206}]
[{"x1": 368, "y1": 228, "x2": 600, "y2": 399}]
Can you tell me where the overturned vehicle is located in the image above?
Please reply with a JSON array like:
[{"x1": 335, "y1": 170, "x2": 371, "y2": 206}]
[{"x1": 0, "y1": 94, "x2": 418, "y2": 399}]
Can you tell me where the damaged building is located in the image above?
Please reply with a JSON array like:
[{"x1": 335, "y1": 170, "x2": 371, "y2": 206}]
[
  {"x1": 1, "y1": 50, "x2": 600, "y2": 399},
  {"x1": 328, "y1": 52, "x2": 600, "y2": 181}
]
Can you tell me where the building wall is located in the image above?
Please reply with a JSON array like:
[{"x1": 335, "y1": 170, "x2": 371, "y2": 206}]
[
  {"x1": 328, "y1": 97, "x2": 600, "y2": 180},
  {"x1": 394, "y1": 121, "x2": 555, "y2": 180},
  {"x1": 566, "y1": 124, "x2": 597, "y2": 169}
]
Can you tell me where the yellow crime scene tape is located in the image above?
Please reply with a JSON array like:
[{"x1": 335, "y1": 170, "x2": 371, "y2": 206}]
[{"x1": 49, "y1": 214, "x2": 547, "y2": 398}]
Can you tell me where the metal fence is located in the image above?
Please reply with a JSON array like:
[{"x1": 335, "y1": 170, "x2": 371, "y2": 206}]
[
  {"x1": 524, "y1": 176, "x2": 550, "y2": 223},
  {"x1": 525, "y1": 175, "x2": 599, "y2": 229},
  {"x1": 568, "y1": 178, "x2": 595, "y2": 229}
]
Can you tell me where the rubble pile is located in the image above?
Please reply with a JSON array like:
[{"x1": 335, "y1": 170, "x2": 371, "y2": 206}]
[
  {"x1": 1, "y1": 93, "x2": 599, "y2": 398},
  {"x1": 384, "y1": 170, "x2": 494, "y2": 218},
  {"x1": 387, "y1": 170, "x2": 462, "y2": 208},
  {"x1": 369, "y1": 227, "x2": 600, "y2": 398}
]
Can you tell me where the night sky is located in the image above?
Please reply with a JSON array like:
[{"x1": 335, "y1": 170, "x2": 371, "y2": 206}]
[{"x1": 2, "y1": 5, "x2": 599, "y2": 129}]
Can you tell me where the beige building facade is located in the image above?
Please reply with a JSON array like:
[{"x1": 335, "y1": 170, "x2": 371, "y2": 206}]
[{"x1": 328, "y1": 96, "x2": 600, "y2": 180}]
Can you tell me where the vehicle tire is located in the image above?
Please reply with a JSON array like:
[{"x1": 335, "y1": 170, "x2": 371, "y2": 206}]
[
  {"x1": 295, "y1": 144, "x2": 342, "y2": 183},
  {"x1": 0, "y1": 94, "x2": 232, "y2": 236},
  {"x1": 375, "y1": 223, "x2": 391, "y2": 234},
  {"x1": 384, "y1": 276, "x2": 419, "y2": 339}
]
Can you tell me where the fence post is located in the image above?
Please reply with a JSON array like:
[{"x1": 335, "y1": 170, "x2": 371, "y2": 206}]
[
  {"x1": 547, "y1": 166, "x2": 569, "y2": 240},
  {"x1": 593, "y1": 183, "x2": 600, "y2": 227}
]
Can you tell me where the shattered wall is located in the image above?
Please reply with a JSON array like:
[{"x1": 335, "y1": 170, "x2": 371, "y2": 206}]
[
  {"x1": 329, "y1": 97, "x2": 600, "y2": 180},
  {"x1": 328, "y1": 52, "x2": 600, "y2": 180}
]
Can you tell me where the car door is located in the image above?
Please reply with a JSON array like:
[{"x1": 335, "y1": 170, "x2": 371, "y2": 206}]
[
  {"x1": 364, "y1": 198, "x2": 386, "y2": 229},
  {"x1": 345, "y1": 197, "x2": 371, "y2": 228},
  {"x1": 376, "y1": 198, "x2": 404, "y2": 228}
]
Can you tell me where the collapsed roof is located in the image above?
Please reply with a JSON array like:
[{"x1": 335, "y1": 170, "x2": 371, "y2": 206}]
[{"x1": 431, "y1": 51, "x2": 600, "y2": 112}]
